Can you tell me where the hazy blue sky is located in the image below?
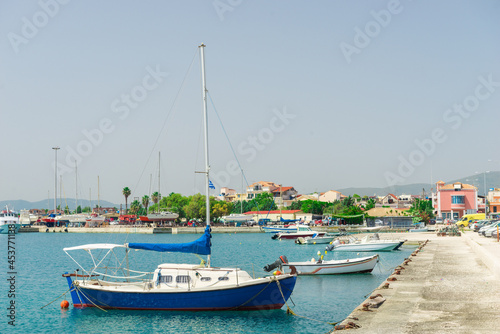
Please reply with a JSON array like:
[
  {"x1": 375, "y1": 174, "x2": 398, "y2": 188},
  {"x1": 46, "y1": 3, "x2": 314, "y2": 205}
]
[{"x1": 1, "y1": 0, "x2": 499, "y2": 206}]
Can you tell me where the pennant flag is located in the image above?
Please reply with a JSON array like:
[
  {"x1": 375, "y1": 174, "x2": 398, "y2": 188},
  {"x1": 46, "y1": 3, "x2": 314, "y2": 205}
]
[{"x1": 209, "y1": 180, "x2": 215, "y2": 189}]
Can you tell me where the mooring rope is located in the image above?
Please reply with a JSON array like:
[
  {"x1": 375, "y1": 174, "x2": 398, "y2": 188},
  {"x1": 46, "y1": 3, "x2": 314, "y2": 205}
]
[
  {"x1": 73, "y1": 283, "x2": 108, "y2": 312},
  {"x1": 40, "y1": 287, "x2": 72, "y2": 309}
]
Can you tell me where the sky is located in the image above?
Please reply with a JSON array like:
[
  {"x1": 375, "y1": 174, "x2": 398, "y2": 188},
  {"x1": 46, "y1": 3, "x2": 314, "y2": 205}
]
[{"x1": 1, "y1": 0, "x2": 499, "y2": 206}]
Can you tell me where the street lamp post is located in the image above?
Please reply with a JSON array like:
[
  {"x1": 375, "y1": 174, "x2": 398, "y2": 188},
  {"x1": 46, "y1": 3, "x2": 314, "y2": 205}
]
[
  {"x1": 52, "y1": 147, "x2": 60, "y2": 215},
  {"x1": 475, "y1": 171, "x2": 490, "y2": 217}
]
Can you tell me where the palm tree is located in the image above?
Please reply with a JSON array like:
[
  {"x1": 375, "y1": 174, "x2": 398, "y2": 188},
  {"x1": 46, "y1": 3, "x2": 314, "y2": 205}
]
[
  {"x1": 142, "y1": 195, "x2": 150, "y2": 214},
  {"x1": 122, "y1": 187, "x2": 131, "y2": 214},
  {"x1": 151, "y1": 192, "x2": 160, "y2": 212},
  {"x1": 129, "y1": 200, "x2": 141, "y2": 215}
]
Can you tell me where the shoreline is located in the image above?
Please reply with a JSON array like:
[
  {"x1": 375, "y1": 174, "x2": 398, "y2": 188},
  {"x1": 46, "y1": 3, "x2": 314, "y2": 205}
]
[{"x1": 19, "y1": 225, "x2": 425, "y2": 234}]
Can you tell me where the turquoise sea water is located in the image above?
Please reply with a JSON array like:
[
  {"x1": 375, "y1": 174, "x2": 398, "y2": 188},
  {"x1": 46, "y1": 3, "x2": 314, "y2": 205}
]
[{"x1": 1, "y1": 232, "x2": 414, "y2": 333}]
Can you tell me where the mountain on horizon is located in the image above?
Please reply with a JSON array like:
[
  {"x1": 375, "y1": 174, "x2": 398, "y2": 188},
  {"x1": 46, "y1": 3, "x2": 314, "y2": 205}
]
[
  {"x1": 0, "y1": 198, "x2": 119, "y2": 211},
  {"x1": 338, "y1": 171, "x2": 500, "y2": 197}
]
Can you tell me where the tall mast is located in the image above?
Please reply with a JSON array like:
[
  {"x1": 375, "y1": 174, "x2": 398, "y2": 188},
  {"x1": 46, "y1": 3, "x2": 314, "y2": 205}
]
[
  {"x1": 98, "y1": 176, "x2": 100, "y2": 213},
  {"x1": 52, "y1": 147, "x2": 60, "y2": 215},
  {"x1": 158, "y1": 151, "x2": 161, "y2": 213},
  {"x1": 75, "y1": 161, "x2": 78, "y2": 212},
  {"x1": 60, "y1": 175, "x2": 62, "y2": 213},
  {"x1": 199, "y1": 43, "x2": 211, "y2": 266}
]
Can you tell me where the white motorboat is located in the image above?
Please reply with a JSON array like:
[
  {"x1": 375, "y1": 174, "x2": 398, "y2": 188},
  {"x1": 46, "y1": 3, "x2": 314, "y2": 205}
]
[
  {"x1": 284, "y1": 254, "x2": 379, "y2": 275},
  {"x1": 262, "y1": 225, "x2": 298, "y2": 233},
  {"x1": 0, "y1": 207, "x2": 21, "y2": 234},
  {"x1": 295, "y1": 235, "x2": 336, "y2": 245},
  {"x1": 326, "y1": 233, "x2": 405, "y2": 252},
  {"x1": 272, "y1": 225, "x2": 325, "y2": 240}
]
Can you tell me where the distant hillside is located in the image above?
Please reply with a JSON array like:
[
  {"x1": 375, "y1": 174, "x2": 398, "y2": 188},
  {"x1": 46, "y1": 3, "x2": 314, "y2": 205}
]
[
  {"x1": 0, "y1": 198, "x2": 118, "y2": 211},
  {"x1": 449, "y1": 170, "x2": 500, "y2": 196},
  {"x1": 338, "y1": 171, "x2": 500, "y2": 197},
  {"x1": 338, "y1": 183, "x2": 433, "y2": 198}
]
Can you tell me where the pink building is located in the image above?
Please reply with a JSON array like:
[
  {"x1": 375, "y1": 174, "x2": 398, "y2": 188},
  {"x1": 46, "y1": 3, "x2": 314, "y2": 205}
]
[{"x1": 433, "y1": 181, "x2": 478, "y2": 220}]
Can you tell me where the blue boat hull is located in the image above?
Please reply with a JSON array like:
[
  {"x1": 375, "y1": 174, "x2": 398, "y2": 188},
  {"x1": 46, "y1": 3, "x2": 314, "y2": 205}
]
[{"x1": 65, "y1": 274, "x2": 296, "y2": 311}]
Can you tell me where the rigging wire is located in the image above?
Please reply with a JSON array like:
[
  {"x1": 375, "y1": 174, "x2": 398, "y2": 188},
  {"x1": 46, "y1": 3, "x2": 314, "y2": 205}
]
[
  {"x1": 207, "y1": 92, "x2": 268, "y2": 213},
  {"x1": 132, "y1": 47, "x2": 199, "y2": 199}
]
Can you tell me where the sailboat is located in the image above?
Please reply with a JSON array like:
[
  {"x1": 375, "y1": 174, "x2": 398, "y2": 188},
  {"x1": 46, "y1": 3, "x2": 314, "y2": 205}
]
[
  {"x1": 142, "y1": 152, "x2": 180, "y2": 223},
  {"x1": 62, "y1": 44, "x2": 296, "y2": 311}
]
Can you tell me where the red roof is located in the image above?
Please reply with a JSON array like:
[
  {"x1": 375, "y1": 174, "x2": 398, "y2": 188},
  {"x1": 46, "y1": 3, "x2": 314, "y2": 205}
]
[
  {"x1": 244, "y1": 210, "x2": 301, "y2": 214},
  {"x1": 271, "y1": 187, "x2": 293, "y2": 193}
]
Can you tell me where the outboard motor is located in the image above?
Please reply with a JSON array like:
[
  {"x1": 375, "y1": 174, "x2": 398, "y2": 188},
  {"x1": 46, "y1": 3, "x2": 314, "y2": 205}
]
[
  {"x1": 325, "y1": 240, "x2": 341, "y2": 251},
  {"x1": 263, "y1": 255, "x2": 289, "y2": 272},
  {"x1": 271, "y1": 234, "x2": 279, "y2": 240}
]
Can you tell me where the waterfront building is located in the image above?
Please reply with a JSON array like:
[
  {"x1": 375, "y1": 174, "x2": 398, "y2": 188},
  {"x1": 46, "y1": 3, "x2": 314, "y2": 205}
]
[
  {"x1": 432, "y1": 181, "x2": 478, "y2": 220},
  {"x1": 487, "y1": 188, "x2": 500, "y2": 216},
  {"x1": 365, "y1": 207, "x2": 413, "y2": 229},
  {"x1": 319, "y1": 190, "x2": 343, "y2": 203}
]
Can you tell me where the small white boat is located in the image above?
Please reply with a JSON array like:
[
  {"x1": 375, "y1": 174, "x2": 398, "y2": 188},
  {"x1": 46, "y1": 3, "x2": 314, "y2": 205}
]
[
  {"x1": 0, "y1": 207, "x2": 21, "y2": 234},
  {"x1": 221, "y1": 213, "x2": 250, "y2": 223},
  {"x1": 147, "y1": 211, "x2": 179, "y2": 221},
  {"x1": 326, "y1": 233, "x2": 405, "y2": 252},
  {"x1": 272, "y1": 225, "x2": 325, "y2": 240},
  {"x1": 295, "y1": 235, "x2": 336, "y2": 245},
  {"x1": 262, "y1": 225, "x2": 298, "y2": 233},
  {"x1": 284, "y1": 254, "x2": 379, "y2": 275}
]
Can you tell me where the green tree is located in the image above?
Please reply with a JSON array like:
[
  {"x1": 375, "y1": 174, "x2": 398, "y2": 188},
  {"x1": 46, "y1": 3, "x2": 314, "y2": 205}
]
[
  {"x1": 129, "y1": 200, "x2": 142, "y2": 215},
  {"x1": 184, "y1": 194, "x2": 205, "y2": 220},
  {"x1": 364, "y1": 198, "x2": 376, "y2": 210},
  {"x1": 408, "y1": 198, "x2": 434, "y2": 224},
  {"x1": 288, "y1": 201, "x2": 302, "y2": 210},
  {"x1": 212, "y1": 201, "x2": 233, "y2": 219},
  {"x1": 151, "y1": 192, "x2": 160, "y2": 212},
  {"x1": 252, "y1": 192, "x2": 277, "y2": 212},
  {"x1": 162, "y1": 192, "x2": 189, "y2": 218},
  {"x1": 122, "y1": 187, "x2": 131, "y2": 214},
  {"x1": 142, "y1": 195, "x2": 150, "y2": 214},
  {"x1": 76, "y1": 205, "x2": 82, "y2": 214},
  {"x1": 342, "y1": 196, "x2": 355, "y2": 208}
]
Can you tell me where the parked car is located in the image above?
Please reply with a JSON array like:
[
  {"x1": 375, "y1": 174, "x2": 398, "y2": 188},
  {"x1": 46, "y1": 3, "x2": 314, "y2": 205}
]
[
  {"x1": 479, "y1": 221, "x2": 500, "y2": 236},
  {"x1": 484, "y1": 222, "x2": 500, "y2": 237},
  {"x1": 472, "y1": 220, "x2": 490, "y2": 232}
]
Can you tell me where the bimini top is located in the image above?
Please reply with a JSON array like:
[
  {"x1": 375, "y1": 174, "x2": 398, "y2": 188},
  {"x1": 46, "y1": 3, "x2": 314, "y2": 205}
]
[
  {"x1": 127, "y1": 225, "x2": 212, "y2": 255},
  {"x1": 63, "y1": 243, "x2": 126, "y2": 251}
]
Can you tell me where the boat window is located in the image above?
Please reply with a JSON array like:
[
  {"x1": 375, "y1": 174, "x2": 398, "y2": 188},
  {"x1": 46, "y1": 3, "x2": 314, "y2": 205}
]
[
  {"x1": 159, "y1": 275, "x2": 173, "y2": 283},
  {"x1": 200, "y1": 277, "x2": 211, "y2": 282},
  {"x1": 218, "y1": 277, "x2": 229, "y2": 281},
  {"x1": 176, "y1": 275, "x2": 191, "y2": 284}
]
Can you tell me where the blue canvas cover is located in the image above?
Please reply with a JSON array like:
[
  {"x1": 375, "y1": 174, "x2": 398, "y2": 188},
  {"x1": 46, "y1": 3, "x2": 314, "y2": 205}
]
[{"x1": 128, "y1": 225, "x2": 211, "y2": 255}]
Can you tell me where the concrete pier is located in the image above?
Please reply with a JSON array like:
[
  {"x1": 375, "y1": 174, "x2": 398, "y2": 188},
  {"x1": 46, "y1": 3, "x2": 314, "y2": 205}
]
[{"x1": 336, "y1": 231, "x2": 500, "y2": 333}]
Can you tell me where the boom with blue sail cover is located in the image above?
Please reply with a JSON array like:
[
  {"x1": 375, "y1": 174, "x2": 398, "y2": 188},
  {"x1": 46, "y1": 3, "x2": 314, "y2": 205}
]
[{"x1": 127, "y1": 226, "x2": 211, "y2": 255}]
